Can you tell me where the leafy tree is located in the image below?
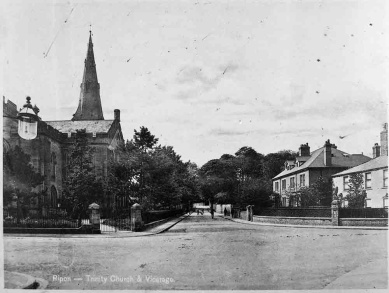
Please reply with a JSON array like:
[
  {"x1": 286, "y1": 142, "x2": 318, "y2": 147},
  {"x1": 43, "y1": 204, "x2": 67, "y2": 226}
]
[
  {"x1": 289, "y1": 177, "x2": 332, "y2": 207},
  {"x1": 199, "y1": 155, "x2": 238, "y2": 205},
  {"x1": 235, "y1": 146, "x2": 264, "y2": 178},
  {"x1": 346, "y1": 173, "x2": 366, "y2": 208},
  {"x1": 133, "y1": 126, "x2": 158, "y2": 152},
  {"x1": 3, "y1": 145, "x2": 44, "y2": 220},
  {"x1": 62, "y1": 129, "x2": 104, "y2": 225},
  {"x1": 108, "y1": 127, "x2": 200, "y2": 212},
  {"x1": 263, "y1": 150, "x2": 297, "y2": 180},
  {"x1": 311, "y1": 177, "x2": 333, "y2": 206},
  {"x1": 199, "y1": 147, "x2": 273, "y2": 209}
]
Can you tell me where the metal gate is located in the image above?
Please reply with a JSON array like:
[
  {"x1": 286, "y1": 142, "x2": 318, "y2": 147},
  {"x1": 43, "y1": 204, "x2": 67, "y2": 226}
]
[{"x1": 100, "y1": 208, "x2": 132, "y2": 233}]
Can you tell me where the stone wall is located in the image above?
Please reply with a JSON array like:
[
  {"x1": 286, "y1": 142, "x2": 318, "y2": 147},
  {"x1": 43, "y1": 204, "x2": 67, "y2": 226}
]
[
  {"x1": 253, "y1": 216, "x2": 332, "y2": 226},
  {"x1": 340, "y1": 218, "x2": 388, "y2": 227},
  {"x1": 240, "y1": 210, "x2": 247, "y2": 220}
]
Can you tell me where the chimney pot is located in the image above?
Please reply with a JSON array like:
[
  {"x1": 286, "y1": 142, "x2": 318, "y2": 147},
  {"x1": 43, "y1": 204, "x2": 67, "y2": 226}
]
[{"x1": 373, "y1": 143, "x2": 381, "y2": 158}]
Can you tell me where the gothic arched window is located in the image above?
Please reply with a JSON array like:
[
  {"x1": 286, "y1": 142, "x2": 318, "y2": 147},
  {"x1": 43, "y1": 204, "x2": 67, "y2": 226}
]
[
  {"x1": 51, "y1": 152, "x2": 57, "y2": 180},
  {"x1": 51, "y1": 185, "x2": 58, "y2": 208}
]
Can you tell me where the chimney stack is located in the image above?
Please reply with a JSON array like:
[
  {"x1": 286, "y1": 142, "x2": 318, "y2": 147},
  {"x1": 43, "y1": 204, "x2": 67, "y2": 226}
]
[
  {"x1": 372, "y1": 143, "x2": 381, "y2": 158},
  {"x1": 324, "y1": 139, "x2": 332, "y2": 166},
  {"x1": 298, "y1": 143, "x2": 310, "y2": 156},
  {"x1": 114, "y1": 109, "x2": 120, "y2": 122},
  {"x1": 380, "y1": 123, "x2": 388, "y2": 156}
]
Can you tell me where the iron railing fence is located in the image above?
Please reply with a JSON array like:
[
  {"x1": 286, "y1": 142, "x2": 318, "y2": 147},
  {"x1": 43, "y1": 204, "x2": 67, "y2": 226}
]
[
  {"x1": 339, "y1": 208, "x2": 388, "y2": 218},
  {"x1": 254, "y1": 207, "x2": 331, "y2": 218},
  {"x1": 3, "y1": 208, "x2": 82, "y2": 228}
]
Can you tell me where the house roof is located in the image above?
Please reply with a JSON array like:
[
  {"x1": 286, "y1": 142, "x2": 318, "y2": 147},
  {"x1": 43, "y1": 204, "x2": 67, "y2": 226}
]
[
  {"x1": 45, "y1": 120, "x2": 115, "y2": 133},
  {"x1": 273, "y1": 146, "x2": 371, "y2": 180},
  {"x1": 332, "y1": 156, "x2": 388, "y2": 177},
  {"x1": 296, "y1": 156, "x2": 310, "y2": 162}
]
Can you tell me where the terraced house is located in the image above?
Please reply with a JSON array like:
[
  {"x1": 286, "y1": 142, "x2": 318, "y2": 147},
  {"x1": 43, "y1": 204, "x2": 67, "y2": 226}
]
[{"x1": 272, "y1": 140, "x2": 370, "y2": 207}]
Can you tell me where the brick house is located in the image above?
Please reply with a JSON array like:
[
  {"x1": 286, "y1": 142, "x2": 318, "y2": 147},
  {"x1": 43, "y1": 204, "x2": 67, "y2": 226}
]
[
  {"x1": 272, "y1": 140, "x2": 371, "y2": 207},
  {"x1": 332, "y1": 124, "x2": 388, "y2": 208},
  {"x1": 3, "y1": 32, "x2": 124, "y2": 213}
]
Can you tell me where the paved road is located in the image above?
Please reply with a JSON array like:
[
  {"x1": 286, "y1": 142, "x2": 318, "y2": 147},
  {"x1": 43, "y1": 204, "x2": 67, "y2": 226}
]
[{"x1": 4, "y1": 213, "x2": 387, "y2": 290}]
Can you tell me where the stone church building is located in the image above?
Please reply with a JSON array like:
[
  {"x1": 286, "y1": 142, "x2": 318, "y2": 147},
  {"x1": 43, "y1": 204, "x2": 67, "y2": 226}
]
[{"x1": 3, "y1": 32, "x2": 124, "y2": 212}]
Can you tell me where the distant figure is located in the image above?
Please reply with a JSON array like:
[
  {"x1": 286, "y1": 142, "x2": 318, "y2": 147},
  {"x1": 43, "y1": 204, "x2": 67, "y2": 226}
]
[
  {"x1": 224, "y1": 207, "x2": 227, "y2": 217},
  {"x1": 211, "y1": 208, "x2": 214, "y2": 219},
  {"x1": 197, "y1": 209, "x2": 199, "y2": 215}
]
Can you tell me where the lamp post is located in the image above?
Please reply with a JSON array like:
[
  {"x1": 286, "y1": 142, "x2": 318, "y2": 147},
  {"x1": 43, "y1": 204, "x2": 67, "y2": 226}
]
[
  {"x1": 17, "y1": 96, "x2": 40, "y2": 140},
  {"x1": 13, "y1": 96, "x2": 40, "y2": 223}
]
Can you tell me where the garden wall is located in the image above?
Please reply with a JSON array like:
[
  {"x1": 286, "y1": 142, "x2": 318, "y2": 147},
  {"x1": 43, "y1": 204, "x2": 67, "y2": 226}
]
[
  {"x1": 253, "y1": 215, "x2": 332, "y2": 226},
  {"x1": 339, "y1": 218, "x2": 388, "y2": 227}
]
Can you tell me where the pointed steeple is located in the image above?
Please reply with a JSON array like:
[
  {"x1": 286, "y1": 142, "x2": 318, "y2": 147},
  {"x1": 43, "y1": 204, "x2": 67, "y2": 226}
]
[{"x1": 72, "y1": 31, "x2": 104, "y2": 121}]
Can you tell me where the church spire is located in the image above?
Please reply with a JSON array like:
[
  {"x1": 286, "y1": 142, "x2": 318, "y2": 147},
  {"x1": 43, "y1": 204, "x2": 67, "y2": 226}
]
[{"x1": 72, "y1": 31, "x2": 104, "y2": 121}]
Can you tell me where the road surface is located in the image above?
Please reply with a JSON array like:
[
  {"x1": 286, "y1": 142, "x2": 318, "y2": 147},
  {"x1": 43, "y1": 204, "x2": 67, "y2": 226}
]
[{"x1": 4, "y1": 213, "x2": 387, "y2": 290}]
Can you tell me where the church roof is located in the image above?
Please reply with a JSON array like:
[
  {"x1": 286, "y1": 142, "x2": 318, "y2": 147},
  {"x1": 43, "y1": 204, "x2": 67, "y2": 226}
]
[{"x1": 46, "y1": 120, "x2": 114, "y2": 133}]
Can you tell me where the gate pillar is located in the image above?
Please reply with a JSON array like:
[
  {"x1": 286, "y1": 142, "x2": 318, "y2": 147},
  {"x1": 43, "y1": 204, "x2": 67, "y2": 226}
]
[
  {"x1": 131, "y1": 203, "x2": 143, "y2": 231},
  {"x1": 331, "y1": 200, "x2": 339, "y2": 226},
  {"x1": 246, "y1": 205, "x2": 254, "y2": 222},
  {"x1": 88, "y1": 203, "x2": 101, "y2": 233}
]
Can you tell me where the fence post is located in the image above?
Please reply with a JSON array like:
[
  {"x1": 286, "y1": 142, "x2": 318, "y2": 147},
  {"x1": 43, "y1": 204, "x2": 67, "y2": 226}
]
[
  {"x1": 131, "y1": 203, "x2": 143, "y2": 232},
  {"x1": 331, "y1": 200, "x2": 339, "y2": 226},
  {"x1": 88, "y1": 203, "x2": 101, "y2": 233}
]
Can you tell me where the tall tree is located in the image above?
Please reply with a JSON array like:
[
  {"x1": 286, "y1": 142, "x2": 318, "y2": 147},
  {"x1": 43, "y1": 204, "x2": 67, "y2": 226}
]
[
  {"x1": 263, "y1": 150, "x2": 297, "y2": 180},
  {"x1": 62, "y1": 129, "x2": 103, "y2": 225},
  {"x1": 133, "y1": 126, "x2": 159, "y2": 152}
]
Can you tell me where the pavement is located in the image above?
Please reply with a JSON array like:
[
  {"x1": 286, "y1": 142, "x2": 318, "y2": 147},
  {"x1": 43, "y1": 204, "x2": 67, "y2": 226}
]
[
  {"x1": 324, "y1": 258, "x2": 388, "y2": 289},
  {"x1": 220, "y1": 213, "x2": 388, "y2": 230},
  {"x1": 3, "y1": 211, "x2": 388, "y2": 289},
  {"x1": 3, "y1": 212, "x2": 190, "y2": 289}
]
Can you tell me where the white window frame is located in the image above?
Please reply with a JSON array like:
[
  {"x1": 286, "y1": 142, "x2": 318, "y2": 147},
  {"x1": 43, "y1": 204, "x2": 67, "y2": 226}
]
[
  {"x1": 343, "y1": 176, "x2": 349, "y2": 191},
  {"x1": 300, "y1": 174, "x2": 305, "y2": 187},
  {"x1": 290, "y1": 177, "x2": 295, "y2": 189},
  {"x1": 365, "y1": 172, "x2": 372, "y2": 189}
]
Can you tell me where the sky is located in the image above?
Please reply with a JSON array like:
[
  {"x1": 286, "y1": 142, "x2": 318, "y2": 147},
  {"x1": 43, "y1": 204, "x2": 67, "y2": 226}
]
[{"x1": 2, "y1": 0, "x2": 388, "y2": 166}]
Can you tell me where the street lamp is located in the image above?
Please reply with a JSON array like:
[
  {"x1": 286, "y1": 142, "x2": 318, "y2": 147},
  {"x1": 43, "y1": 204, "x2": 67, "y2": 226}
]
[{"x1": 17, "y1": 96, "x2": 39, "y2": 140}]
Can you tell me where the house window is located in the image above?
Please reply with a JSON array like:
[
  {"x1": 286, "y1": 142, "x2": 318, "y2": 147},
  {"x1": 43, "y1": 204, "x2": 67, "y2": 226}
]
[
  {"x1": 290, "y1": 177, "x2": 295, "y2": 189},
  {"x1": 384, "y1": 170, "x2": 388, "y2": 187},
  {"x1": 300, "y1": 174, "x2": 305, "y2": 187},
  {"x1": 343, "y1": 176, "x2": 349, "y2": 191},
  {"x1": 282, "y1": 197, "x2": 286, "y2": 207},
  {"x1": 365, "y1": 172, "x2": 372, "y2": 189},
  {"x1": 281, "y1": 179, "x2": 286, "y2": 190},
  {"x1": 275, "y1": 181, "x2": 279, "y2": 192}
]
